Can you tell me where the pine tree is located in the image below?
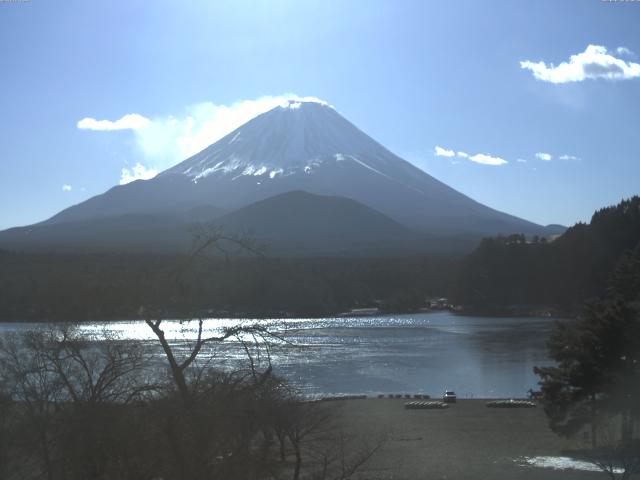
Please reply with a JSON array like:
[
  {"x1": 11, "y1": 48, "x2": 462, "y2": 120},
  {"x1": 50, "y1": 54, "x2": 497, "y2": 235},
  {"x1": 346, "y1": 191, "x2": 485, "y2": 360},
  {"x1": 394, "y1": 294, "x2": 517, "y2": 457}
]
[{"x1": 535, "y1": 245, "x2": 640, "y2": 449}]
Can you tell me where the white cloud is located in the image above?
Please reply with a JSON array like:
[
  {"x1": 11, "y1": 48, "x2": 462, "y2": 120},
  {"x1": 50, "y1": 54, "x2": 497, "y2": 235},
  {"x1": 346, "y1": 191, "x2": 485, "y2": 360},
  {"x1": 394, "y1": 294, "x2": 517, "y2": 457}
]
[
  {"x1": 559, "y1": 154, "x2": 580, "y2": 161},
  {"x1": 469, "y1": 153, "x2": 507, "y2": 166},
  {"x1": 62, "y1": 184, "x2": 72, "y2": 192},
  {"x1": 119, "y1": 163, "x2": 158, "y2": 185},
  {"x1": 79, "y1": 94, "x2": 329, "y2": 182},
  {"x1": 535, "y1": 152, "x2": 552, "y2": 161},
  {"x1": 434, "y1": 146, "x2": 455, "y2": 157},
  {"x1": 77, "y1": 113, "x2": 151, "y2": 131},
  {"x1": 516, "y1": 158, "x2": 527, "y2": 163},
  {"x1": 520, "y1": 45, "x2": 640, "y2": 83},
  {"x1": 434, "y1": 145, "x2": 507, "y2": 166}
]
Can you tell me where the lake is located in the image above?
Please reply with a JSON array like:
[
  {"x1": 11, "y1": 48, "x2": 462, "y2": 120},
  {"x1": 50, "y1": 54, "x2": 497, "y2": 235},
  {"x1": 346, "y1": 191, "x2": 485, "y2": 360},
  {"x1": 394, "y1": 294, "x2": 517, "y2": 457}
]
[{"x1": 0, "y1": 312, "x2": 557, "y2": 398}]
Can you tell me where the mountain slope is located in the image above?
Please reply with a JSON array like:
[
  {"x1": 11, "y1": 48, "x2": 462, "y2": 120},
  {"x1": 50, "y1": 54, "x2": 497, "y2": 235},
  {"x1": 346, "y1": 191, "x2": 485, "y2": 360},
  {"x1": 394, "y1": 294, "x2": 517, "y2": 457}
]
[
  {"x1": 0, "y1": 205, "x2": 226, "y2": 253},
  {"x1": 0, "y1": 213, "x2": 202, "y2": 254},
  {"x1": 213, "y1": 190, "x2": 426, "y2": 256},
  {"x1": 0, "y1": 192, "x2": 427, "y2": 256},
  {"x1": 44, "y1": 101, "x2": 556, "y2": 237}
]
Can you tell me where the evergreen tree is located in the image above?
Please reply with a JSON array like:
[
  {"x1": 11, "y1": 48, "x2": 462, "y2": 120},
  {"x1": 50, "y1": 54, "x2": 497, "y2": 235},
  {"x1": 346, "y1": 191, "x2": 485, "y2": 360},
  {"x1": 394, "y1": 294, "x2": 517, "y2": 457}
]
[{"x1": 535, "y1": 246, "x2": 640, "y2": 449}]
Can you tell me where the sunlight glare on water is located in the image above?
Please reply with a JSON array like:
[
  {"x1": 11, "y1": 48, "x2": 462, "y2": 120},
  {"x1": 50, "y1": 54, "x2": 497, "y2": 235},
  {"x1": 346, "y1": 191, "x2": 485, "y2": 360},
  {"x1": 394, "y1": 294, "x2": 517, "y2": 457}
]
[{"x1": 1, "y1": 312, "x2": 557, "y2": 398}]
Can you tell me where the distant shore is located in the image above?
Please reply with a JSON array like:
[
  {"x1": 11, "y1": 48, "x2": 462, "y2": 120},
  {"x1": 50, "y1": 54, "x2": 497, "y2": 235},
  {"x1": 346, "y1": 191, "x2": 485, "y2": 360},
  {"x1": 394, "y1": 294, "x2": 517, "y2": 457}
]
[
  {"x1": 0, "y1": 304, "x2": 572, "y2": 323},
  {"x1": 0, "y1": 308, "x2": 568, "y2": 324}
]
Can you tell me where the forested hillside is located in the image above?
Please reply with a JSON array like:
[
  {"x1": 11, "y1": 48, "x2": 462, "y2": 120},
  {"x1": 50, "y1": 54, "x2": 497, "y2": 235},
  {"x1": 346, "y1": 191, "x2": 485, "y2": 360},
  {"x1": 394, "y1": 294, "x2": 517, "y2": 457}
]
[
  {"x1": 0, "y1": 252, "x2": 456, "y2": 321},
  {"x1": 453, "y1": 196, "x2": 640, "y2": 314}
]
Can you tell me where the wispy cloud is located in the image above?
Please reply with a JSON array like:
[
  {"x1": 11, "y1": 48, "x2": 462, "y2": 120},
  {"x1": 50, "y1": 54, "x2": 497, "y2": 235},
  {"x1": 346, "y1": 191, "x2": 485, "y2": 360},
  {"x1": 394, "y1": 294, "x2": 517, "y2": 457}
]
[
  {"x1": 77, "y1": 113, "x2": 151, "y2": 131},
  {"x1": 517, "y1": 152, "x2": 579, "y2": 163},
  {"x1": 616, "y1": 47, "x2": 634, "y2": 57},
  {"x1": 434, "y1": 146, "x2": 507, "y2": 166},
  {"x1": 78, "y1": 94, "x2": 329, "y2": 181},
  {"x1": 120, "y1": 163, "x2": 158, "y2": 185},
  {"x1": 434, "y1": 146, "x2": 455, "y2": 157},
  {"x1": 62, "y1": 184, "x2": 72, "y2": 192},
  {"x1": 469, "y1": 153, "x2": 507, "y2": 166},
  {"x1": 520, "y1": 45, "x2": 640, "y2": 83}
]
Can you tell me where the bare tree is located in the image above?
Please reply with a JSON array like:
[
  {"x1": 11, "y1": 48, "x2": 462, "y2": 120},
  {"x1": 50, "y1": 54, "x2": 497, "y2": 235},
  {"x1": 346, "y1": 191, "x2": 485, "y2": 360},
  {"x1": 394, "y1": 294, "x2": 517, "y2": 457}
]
[
  {"x1": 37, "y1": 325, "x2": 149, "y2": 406},
  {"x1": 187, "y1": 223, "x2": 266, "y2": 264},
  {"x1": 0, "y1": 325, "x2": 150, "y2": 480},
  {"x1": 0, "y1": 331, "x2": 65, "y2": 480},
  {"x1": 307, "y1": 430, "x2": 385, "y2": 480},
  {"x1": 144, "y1": 317, "x2": 276, "y2": 404}
]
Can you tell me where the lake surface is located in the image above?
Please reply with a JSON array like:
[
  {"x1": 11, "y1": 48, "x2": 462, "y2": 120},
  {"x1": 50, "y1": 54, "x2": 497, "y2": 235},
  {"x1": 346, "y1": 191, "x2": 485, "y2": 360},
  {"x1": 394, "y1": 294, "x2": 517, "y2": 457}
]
[{"x1": 0, "y1": 312, "x2": 557, "y2": 398}]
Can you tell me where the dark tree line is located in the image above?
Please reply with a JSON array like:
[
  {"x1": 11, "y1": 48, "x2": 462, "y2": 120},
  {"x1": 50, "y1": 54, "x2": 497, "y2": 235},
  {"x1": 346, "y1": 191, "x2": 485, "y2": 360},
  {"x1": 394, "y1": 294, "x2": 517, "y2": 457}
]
[
  {"x1": 0, "y1": 253, "x2": 457, "y2": 321},
  {"x1": 453, "y1": 196, "x2": 640, "y2": 314}
]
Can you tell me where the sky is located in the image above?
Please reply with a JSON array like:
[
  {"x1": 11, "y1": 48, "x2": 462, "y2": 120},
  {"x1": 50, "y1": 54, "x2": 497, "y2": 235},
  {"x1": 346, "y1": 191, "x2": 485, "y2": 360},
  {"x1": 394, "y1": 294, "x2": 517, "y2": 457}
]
[{"x1": 1, "y1": 0, "x2": 639, "y2": 230}]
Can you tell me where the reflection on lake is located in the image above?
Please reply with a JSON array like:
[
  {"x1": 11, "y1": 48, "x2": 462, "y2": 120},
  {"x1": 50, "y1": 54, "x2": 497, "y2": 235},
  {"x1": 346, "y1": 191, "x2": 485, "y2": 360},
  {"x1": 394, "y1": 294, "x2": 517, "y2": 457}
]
[{"x1": 0, "y1": 312, "x2": 557, "y2": 398}]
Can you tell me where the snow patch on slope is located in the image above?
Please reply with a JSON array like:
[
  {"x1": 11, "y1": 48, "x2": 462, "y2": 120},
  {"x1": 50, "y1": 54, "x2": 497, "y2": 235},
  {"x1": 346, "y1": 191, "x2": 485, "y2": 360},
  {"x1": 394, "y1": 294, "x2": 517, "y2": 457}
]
[
  {"x1": 345, "y1": 154, "x2": 391, "y2": 179},
  {"x1": 228, "y1": 131, "x2": 241, "y2": 145}
]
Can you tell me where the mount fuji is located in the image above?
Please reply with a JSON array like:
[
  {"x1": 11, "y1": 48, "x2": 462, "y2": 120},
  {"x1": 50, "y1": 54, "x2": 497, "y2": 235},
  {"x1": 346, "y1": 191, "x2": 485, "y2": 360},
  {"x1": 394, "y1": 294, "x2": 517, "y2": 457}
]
[{"x1": 0, "y1": 100, "x2": 563, "y2": 255}]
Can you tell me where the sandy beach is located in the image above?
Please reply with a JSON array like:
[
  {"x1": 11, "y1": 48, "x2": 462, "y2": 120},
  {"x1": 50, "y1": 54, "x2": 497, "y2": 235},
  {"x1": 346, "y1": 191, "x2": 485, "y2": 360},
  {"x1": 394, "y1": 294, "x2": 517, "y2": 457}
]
[{"x1": 329, "y1": 398, "x2": 601, "y2": 480}]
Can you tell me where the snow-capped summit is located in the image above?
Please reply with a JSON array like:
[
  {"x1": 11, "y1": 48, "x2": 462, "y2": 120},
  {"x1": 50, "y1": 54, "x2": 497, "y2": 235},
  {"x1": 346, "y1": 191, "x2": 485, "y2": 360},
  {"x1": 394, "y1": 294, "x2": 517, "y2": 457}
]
[
  {"x1": 279, "y1": 98, "x2": 329, "y2": 109},
  {"x1": 160, "y1": 100, "x2": 399, "y2": 183}
]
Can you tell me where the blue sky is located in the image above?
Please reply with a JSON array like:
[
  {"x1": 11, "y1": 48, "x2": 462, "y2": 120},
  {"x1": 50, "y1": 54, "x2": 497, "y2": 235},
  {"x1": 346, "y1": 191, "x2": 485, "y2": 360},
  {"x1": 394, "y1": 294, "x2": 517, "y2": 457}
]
[{"x1": 1, "y1": 0, "x2": 639, "y2": 230}]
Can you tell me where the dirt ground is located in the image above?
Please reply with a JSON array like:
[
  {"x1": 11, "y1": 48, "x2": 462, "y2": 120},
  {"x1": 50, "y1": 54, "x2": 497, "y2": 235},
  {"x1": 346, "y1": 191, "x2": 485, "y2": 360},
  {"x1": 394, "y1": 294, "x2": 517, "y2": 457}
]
[{"x1": 328, "y1": 398, "x2": 603, "y2": 480}]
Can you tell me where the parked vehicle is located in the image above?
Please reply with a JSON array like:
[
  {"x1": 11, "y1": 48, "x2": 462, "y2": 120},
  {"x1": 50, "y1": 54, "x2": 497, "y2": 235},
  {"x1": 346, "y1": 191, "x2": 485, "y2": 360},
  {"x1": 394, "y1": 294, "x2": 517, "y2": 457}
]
[{"x1": 443, "y1": 390, "x2": 457, "y2": 403}]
